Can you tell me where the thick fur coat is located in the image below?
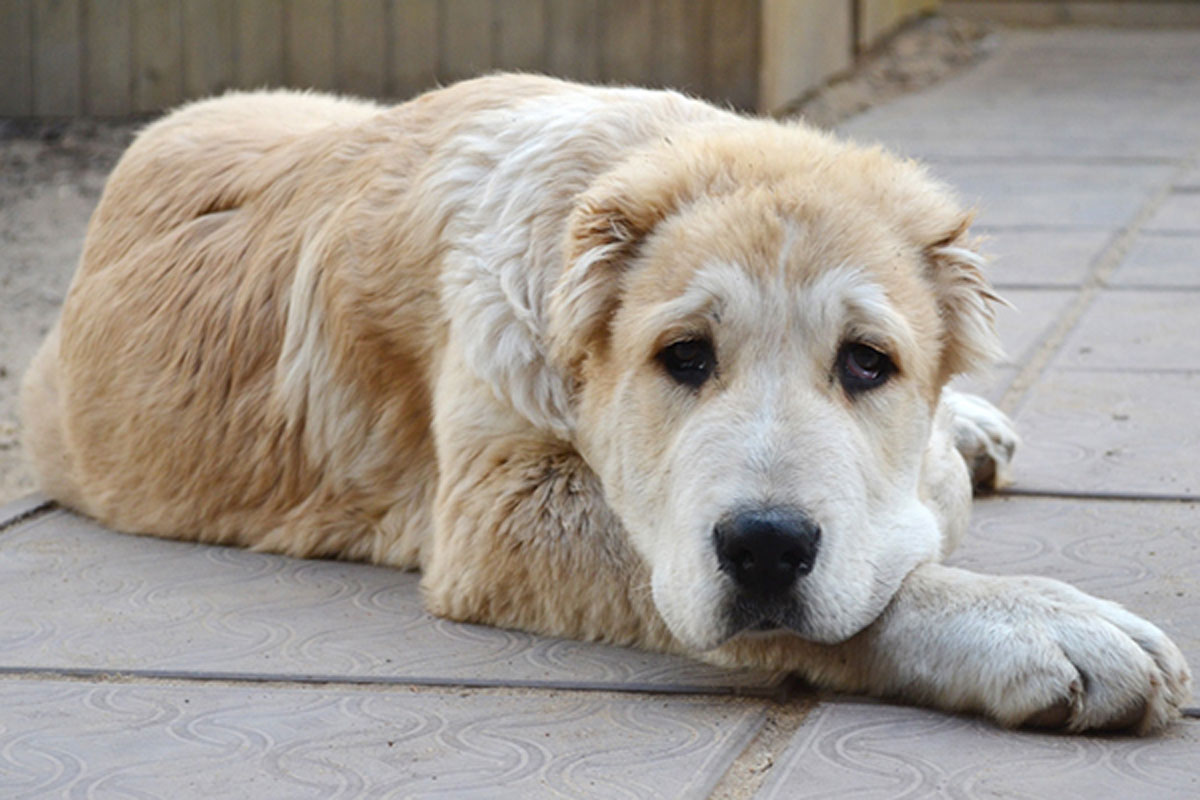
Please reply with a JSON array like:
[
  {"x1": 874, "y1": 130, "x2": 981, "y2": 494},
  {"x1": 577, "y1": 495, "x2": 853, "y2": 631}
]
[{"x1": 23, "y1": 75, "x2": 1190, "y2": 733}]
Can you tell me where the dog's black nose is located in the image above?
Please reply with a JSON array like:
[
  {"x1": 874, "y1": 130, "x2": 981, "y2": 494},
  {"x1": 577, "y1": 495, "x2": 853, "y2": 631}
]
[{"x1": 714, "y1": 508, "x2": 820, "y2": 597}]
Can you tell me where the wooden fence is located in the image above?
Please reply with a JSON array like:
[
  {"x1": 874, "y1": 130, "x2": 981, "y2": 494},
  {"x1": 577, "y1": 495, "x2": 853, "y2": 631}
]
[{"x1": 0, "y1": 0, "x2": 934, "y2": 117}]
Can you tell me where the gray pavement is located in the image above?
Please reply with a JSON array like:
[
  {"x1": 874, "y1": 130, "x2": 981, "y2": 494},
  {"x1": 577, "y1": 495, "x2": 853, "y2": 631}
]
[{"x1": 3, "y1": 27, "x2": 1200, "y2": 799}]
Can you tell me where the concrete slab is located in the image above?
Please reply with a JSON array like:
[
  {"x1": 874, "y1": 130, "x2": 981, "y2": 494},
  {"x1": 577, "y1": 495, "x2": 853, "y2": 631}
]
[
  {"x1": 994, "y1": 288, "x2": 1077, "y2": 366},
  {"x1": 951, "y1": 365, "x2": 1019, "y2": 403},
  {"x1": 0, "y1": 680, "x2": 764, "y2": 800},
  {"x1": 955, "y1": 496, "x2": 1199, "y2": 665},
  {"x1": 1111, "y1": 234, "x2": 1200, "y2": 288},
  {"x1": 1054, "y1": 290, "x2": 1200, "y2": 371},
  {"x1": 925, "y1": 162, "x2": 1175, "y2": 229},
  {"x1": 758, "y1": 701, "x2": 1200, "y2": 800},
  {"x1": 1009, "y1": 371, "x2": 1200, "y2": 497},
  {"x1": 984, "y1": 229, "x2": 1111, "y2": 287},
  {"x1": 1144, "y1": 191, "x2": 1200, "y2": 234},
  {"x1": 0, "y1": 507, "x2": 782, "y2": 694}
]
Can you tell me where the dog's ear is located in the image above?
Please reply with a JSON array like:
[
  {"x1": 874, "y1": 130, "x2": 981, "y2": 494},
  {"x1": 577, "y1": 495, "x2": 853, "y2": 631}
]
[
  {"x1": 548, "y1": 184, "x2": 669, "y2": 375},
  {"x1": 924, "y1": 215, "x2": 1006, "y2": 384}
]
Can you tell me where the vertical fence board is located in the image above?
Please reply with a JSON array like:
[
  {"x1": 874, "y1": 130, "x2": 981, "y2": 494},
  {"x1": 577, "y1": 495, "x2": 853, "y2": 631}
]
[
  {"x1": 0, "y1": 0, "x2": 33, "y2": 115},
  {"x1": 133, "y1": 0, "x2": 183, "y2": 112},
  {"x1": 338, "y1": 0, "x2": 387, "y2": 96},
  {"x1": 598, "y1": 0, "x2": 652, "y2": 86},
  {"x1": 84, "y1": 0, "x2": 132, "y2": 115},
  {"x1": 183, "y1": 0, "x2": 234, "y2": 99},
  {"x1": 32, "y1": 0, "x2": 81, "y2": 115},
  {"x1": 285, "y1": 0, "x2": 336, "y2": 91},
  {"x1": 708, "y1": 0, "x2": 757, "y2": 109},
  {"x1": 389, "y1": 0, "x2": 437, "y2": 97},
  {"x1": 439, "y1": 0, "x2": 492, "y2": 82},
  {"x1": 653, "y1": 0, "x2": 709, "y2": 94},
  {"x1": 234, "y1": 0, "x2": 284, "y2": 89},
  {"x1": 546, "y1": 0, "x2": 597, "y2": 82},
  {"x1": 494, "y1": 0, "x2": 545, "y2": 73}
]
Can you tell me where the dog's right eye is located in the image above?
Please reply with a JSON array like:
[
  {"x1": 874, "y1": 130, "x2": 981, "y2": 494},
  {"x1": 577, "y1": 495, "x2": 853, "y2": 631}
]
[{"x1": 657, "y1": 338, "x2": 716, "y2": 388}]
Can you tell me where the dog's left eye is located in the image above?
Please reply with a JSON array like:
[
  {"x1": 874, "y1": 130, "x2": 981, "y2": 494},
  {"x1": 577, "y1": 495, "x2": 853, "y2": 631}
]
[
  {"x1": 657, "y1": 338, "x2": 716, "y2": 388},
  {"x1": 837, "y1": 342, "x2": 895, "y2": 393}
]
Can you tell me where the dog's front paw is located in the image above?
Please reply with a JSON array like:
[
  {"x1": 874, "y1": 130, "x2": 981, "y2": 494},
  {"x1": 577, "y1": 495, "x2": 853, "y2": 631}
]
[
  {"x1": 972, "y1": 577, "x2": 1191, "y2": 734},
  {"x1": 943, "y1": 389, "x2": 1018, "y2": 489}
]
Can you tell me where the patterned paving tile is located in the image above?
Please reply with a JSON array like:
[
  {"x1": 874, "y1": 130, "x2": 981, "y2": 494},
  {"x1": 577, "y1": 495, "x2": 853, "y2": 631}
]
[
  {"x1": 983, "y1": 229, "x2": 1111, "y2": 288},
  {"x1": 1144, "y1": 191, "x2": 1200, "y2": 234},
  {"x1": 925, "y1": 162, "x2": 1175, "y2": 230},
  {"x1": 993, "y1": 289, "x2": 1077, "y2": 367},
  {"x1": 1111, "y1": 233, "x2": 1200, "y2": 287},
  {"x1": 0, "y1": 679, "x2": 764, "y2": 800},
  {"x1": 0, "y1": 507, "x2": 782, "y2": 694},
  {"x1": 953, "y1": 497, "x2": 1200, "y2": 666},
  {"x1": 758, "y1": 701, "x2": 1200, "y2": 800},
  {"x1": 1054, "y1": 290, "x2": 1200, "y2": 371},
  {"x1": 1008, "y1": 371, "x2": 1200, "y2": 497}
]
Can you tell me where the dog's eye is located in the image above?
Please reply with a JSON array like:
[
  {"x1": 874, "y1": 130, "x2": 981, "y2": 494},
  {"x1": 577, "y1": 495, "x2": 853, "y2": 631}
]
[
  {"x1": 837, "y1": 342, "x2": 895, "y2": 393},
  {"x1": 657, "y1": 338, "x2": 716, "y2": 388}
]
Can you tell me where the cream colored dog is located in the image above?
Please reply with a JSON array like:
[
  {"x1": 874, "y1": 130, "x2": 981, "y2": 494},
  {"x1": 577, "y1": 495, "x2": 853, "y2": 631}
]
[{"x1": 22, "y1": 75, "x2": 1190, "y2": 733}]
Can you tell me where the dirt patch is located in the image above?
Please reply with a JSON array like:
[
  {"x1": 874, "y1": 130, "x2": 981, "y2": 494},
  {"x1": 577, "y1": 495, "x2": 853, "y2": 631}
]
[
  {"x1": 785, "y1": 15, "x2": 991, "y2": 128},
  {"x1": 0, "y1": 16, "x2": 992, "y2": 505}
]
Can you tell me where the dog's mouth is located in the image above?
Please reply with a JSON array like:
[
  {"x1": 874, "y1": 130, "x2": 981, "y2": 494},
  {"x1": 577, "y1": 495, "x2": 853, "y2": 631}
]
[{"x1": 725, "y1": 594, "x2": 807, "y2": 638}]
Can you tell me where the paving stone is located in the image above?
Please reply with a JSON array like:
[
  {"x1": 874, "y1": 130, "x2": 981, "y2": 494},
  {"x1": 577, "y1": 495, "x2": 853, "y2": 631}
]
[
  {"x1": 983, "y1": 229, "x2": 1111, "y2": 287},
  {"x1": 0, "y1": 507, "x2": 782, "y2": 694},
  {"x1": 950, "y1": 365, "x2": 1018, "y2": 404},
  {"x1": 1111, "y1": 233, "x2": 1200, "y2": 287},
  {"x1": 758, "y1": 701, "x2": 1200, "y2": 800},
  {"x1": 925, "y1": 162, "x2": 1175, "y2": 230},
  {"x1": 1144, "y1": 191, "x2": 1200, "y2": 233},
  {"x1": 993, "y1": 288, "x2": 1077, "y2": 366},
  {"x1": 1054, "y1": 290, "x2": 1200, "y2": 371},
  {"x1": 1009, "y1": 371, "x2": 1200, "y2": 497},
  {"x1": 0, "y1": 679, "x2": 764, "y2": 800},
  {"x1": 954, "y1": 496, "x2": 1200, "y2": 665}
]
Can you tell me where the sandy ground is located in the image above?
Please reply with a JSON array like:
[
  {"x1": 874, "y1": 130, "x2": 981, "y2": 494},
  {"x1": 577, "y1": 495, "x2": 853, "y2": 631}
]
[{"x1": 0, "y1": 15, "x2": 988, "y2": 505}]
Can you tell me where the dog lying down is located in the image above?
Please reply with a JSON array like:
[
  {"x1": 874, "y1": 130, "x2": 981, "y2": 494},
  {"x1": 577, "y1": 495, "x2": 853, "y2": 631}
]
[{"x1": 22, "y1": 75, "x2": 1190, "y2": 733}]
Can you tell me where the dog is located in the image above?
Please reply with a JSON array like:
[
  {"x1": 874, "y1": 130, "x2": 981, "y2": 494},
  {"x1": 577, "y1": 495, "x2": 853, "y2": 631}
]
[{"x1": 21, "y1": 75, "x2": 1190, "y2": 733}]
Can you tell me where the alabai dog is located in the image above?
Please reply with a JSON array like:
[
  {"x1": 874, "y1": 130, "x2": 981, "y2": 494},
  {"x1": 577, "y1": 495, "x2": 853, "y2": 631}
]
[{"x1": 22, "y1": 75, "x2": 1190, "y2": 733}]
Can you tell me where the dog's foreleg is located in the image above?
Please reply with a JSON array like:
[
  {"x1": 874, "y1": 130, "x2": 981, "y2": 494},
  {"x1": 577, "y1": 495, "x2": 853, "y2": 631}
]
[
  {"x1": 717, "y1": 562, "x2": 1191, "y2": 734},
  {"x1": 942, "y1": 388, "x2": 1019, "y2": 489}
]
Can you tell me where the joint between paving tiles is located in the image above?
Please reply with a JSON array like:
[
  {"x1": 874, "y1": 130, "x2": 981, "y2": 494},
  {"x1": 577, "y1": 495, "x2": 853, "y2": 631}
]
[
  {"x1": 998, "y1": 148, "x2": 1200, "y2": 418},
  {"x1": 0, "y1": 497, "x2": 56, "y2": 536},
  {"x1": 707, "y1": 684, "x2": 819, "y2": 800}
]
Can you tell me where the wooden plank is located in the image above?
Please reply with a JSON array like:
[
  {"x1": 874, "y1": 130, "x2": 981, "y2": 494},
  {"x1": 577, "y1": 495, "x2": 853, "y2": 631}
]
[
  {"x1": 652, "y1": 0, "x2": 708, "y2": 95},
  {"x1": 0, "y1": 0, "x2": 34, "y2": 115},
  {"x1": 708, "y1": 0, "x2": 758, "y2": 109},
  {"x1": 133, "y1": 0, "x2": 183, "y2": 112},
  {"x1": 389, "y1": 0, "x2": 438, "y2": 97},
  {"x1": 84, "y1": 0, "x2": 133, "y2": 115},
  {"x1": 285, "y1": 0, "x2": 336, "y2": 91},
  {"x1": 234, "y1": 0, "x2": 284, "y2": 90},
  {"x1": 494, "y1": 0, "x2": 545, "y2": 74},
  {"x1": 439, "y1": 0, "x2": 492, "y2": 83},
  {"x1": 598, "y1": 0, "x2": 652, "y2": 87},
  {"x1": 338, "y1": 0, "x2": 387, "y2": 96},
  {"x1": 546, "y1": 0, "x2": 598, "y2": 82},
  {"x1": 183, "y1": 0, "x2": 234, "y2": 99},
  {"x1": 32, "y1": 0, "x2": 81, "y2": 115}
]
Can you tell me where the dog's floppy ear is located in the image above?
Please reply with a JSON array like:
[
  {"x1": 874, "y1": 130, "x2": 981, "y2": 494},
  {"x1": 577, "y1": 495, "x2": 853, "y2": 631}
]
[
  {"x1": 924, "y1": 215, "x2": 1006, "y2": 384},
  {"x1": 548, "y1": 182, "x2": 669, "y2": 375}
]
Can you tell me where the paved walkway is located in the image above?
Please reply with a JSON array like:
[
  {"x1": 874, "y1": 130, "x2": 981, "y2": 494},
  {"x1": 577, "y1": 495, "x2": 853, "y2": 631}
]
[{"x1": 2, "y1": 28, "x2": 1199, "y2": 799}]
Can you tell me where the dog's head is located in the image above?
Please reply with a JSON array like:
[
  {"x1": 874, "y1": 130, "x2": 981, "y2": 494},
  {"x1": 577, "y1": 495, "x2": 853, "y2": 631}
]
[{"x1": 547, "y1": 122, "x2": 1003, "y2": 651}]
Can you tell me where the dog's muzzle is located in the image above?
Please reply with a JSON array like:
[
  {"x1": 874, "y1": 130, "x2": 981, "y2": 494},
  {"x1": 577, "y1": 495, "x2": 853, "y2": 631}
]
[{"x1": 714, "y1": 507, "x2": 820, "y2": 635}]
